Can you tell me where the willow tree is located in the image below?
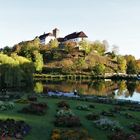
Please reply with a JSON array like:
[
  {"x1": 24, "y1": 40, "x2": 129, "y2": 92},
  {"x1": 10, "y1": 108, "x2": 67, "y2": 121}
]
[
  {"x1": 0, "y1": 53, "x2": 34, "y2": 87},
  {"x1": 11, "y1": 53, "x2": 35, "y2": 85}
]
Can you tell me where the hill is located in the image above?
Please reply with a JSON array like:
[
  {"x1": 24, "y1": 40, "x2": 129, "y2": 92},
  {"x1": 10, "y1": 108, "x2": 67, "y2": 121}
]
[{"x1": 1, "y1": 38, "x2": 139, "y2": 75}]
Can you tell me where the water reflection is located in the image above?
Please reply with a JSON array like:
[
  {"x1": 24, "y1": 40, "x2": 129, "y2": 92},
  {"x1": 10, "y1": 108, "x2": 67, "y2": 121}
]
[
  {"x1": 34, "y1": 80, "x2": 140, "y2": 102},
  {"x1": 0, "y1": 79, "x2": 140, "y2": 102},
  {"x1": 34, "y1": 82, "x2": 43, "y2": 93}
]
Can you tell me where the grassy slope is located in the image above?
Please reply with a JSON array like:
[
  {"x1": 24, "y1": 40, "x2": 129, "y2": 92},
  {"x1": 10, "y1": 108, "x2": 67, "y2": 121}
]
[
  {"x1": 0, "y1": 97, "x2": 140, "y2": 140},
  {"x1": 44, "y1": 51, "x2": 117, "y2": 73}
]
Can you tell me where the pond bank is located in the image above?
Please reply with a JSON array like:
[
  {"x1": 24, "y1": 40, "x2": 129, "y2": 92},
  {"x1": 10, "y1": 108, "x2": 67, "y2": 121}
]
[
  {"x1": 34, "y1": 73, "x2": 140, "y2": 81},
  {"x1": 41, "y1": 93, "x2": 140, "y2": 105}
]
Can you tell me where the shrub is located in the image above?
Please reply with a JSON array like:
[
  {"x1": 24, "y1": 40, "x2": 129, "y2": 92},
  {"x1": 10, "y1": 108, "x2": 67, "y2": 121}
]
[
  {"x1": 0, "y1": 92, "x2": 21, "y2": 101},
  {"x1": 57, "y1": 100, "x2": 70, "y2": 108},
  {"x1": 51, "y1": 128, "x2": 94, "y2": 140},
  {"x1": 20, "y1": 102, "x2": 48, "y2": 115},
  {"x1": 55, "y1": 109, "x2": 81, "y2": 127},
  {"x1": 86, "y1": 113, "x2": 100, "y2": 120},
  {"x1": 108, "y1": 131, "x2": 138, "y2": 140},
  {"x1": 123, "y1": 113, "x2": 135, "y2": 119},
  {"x1": 0, "y1": 119, "x2": 30, "y2": 139},
  {"x1": 76, "y1": 105, "x2": 90, "y2": 111},
  {"x1": 130, "y1": 123, "x2": 140, "y2": 134},
  {"x1": 128, "y1": 105, "x2": 140, "y2": 111},
  {"x1": 15, "y1": 99, "x2": 29, "y2": 104},
  {"x1": 54, "y1": 116, "x2": 81, "y2": 127},
  {"x1": 94, "y1": 118, "x2": 123, "y2": 132},
  {"x1": 101, "y1": 110, "x2": 114, "y2": 117},
  {"x1": 27, "y1": 95, "x2": 37, "y2": 102},
  {"x1": 0, "y1": 101, "x2": 15, "y2": 111},
  {"x1": 112, "y1": 106, "x2": 126, "y2": 112},
  {"x1": 56, "y1": 109, "x2": 75, "y2": 118},
  {"x1": 89, "y1": 104, "x2": 95, "y2": 108}
]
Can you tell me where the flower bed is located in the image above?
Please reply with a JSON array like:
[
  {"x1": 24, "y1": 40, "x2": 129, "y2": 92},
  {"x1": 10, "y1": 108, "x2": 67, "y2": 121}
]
[
  {"x1": 128, "y1": 104, "x2": 140, "y2": 112},
  {"x1": 57, "y1": 100, "x2": 70, "y2": 108},
  {"x1": 0, "y1": 119, "x2": 30, "y2": 139},
  {"x1": 101, "y1": 110, "x2": 115, "y2": 117},
  {"x1": 108, "y1": 131, "x2": 138, "y2": 140},
  {"x1": 86, "y1": 112, "x2": 100, "y2": 120},
  {"x1": 0, "y1": 92, "x2": 21, "y2": 101},
  {"x1": 54, "y1": 116, "x2": 81, "y2": 127},
  {"x1": 76, "y1": 104, "x2": 90, "y2": 111},
  {"x1": 0, "y1": 101, "x2": 14, "y2": 111},
  {"x1": 20, "y1": 102, "x2": 48, "y2": 115},
  {"x1": 110, "y1": 106, "x2": 126, "y2": 113},
  {"x1": 89, "y1": 104, "x2": 95, "y2": 108},
  {"x1": 54, "y1": 109, "x2": 81, "y2": 127},
  {"x1": 15, "y1": 99, "x2": 30, "y2": 104},
  {"x1": 51, "y1": 128, "x2": 94, "y2": 140},
  {"x1": 27, "y1": 95, "x2": 37, "y2": 102},
  {"x1": 94, "y1": 118, "x2": 122, "y2": 132},
  {"x1": 123, "y1": 113, "x2": 135, "y2": 119},
  {"x1": 130, "y1": 123, "x2": 140, "y2": 134},
  {"x1": 56, "y1": 109, "x2": 75, "y2": 117}
]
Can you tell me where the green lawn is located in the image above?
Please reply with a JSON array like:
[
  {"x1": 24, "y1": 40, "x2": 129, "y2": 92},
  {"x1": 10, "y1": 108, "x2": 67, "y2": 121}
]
[{"x1": 0, "y1": 96, "x2": 140, "y2": 140}]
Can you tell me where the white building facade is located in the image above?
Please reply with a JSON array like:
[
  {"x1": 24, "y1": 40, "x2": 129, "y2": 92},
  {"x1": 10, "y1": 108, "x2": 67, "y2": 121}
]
[{"x1": 39, "y1": 33, "x2": 55, "y2": 45}]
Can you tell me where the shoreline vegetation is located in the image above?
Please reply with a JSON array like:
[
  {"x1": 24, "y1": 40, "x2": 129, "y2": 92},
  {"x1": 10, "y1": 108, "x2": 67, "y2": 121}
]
[
  {"x1": 1, "y1": 38, "x2": 140, "y2": 88},
  {"x1": 34, "y1": 73, "x2": 140, "y2": 81}
]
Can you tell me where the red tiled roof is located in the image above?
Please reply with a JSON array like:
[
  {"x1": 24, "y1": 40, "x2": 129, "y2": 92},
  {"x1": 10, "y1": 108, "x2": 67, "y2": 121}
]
[
  {"x1": 64, "y1": 31, "x2": 88, "y2": 41},
  {"x1": 39, "y1": 31, "x2": 88, "y2": 42}
]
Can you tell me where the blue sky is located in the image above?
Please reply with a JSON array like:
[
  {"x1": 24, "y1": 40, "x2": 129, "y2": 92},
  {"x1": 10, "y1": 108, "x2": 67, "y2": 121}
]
[{"x1": 0, "y1": 0, "x2": 140, "y2": 58}]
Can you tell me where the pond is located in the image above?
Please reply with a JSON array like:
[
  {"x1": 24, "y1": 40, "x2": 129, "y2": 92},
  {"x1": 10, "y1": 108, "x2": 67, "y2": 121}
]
[
  {"x1": 0, "y1": 79, "x2": 140, "y2": 102},
  {"x1": 33, "y1": 80, "x2": 140, "y2": 102}
]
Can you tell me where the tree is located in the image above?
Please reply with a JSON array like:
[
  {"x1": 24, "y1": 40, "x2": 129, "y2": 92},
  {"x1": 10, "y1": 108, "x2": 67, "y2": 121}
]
[
  {"x1": 73, "y1": 58, "x2": 85, "y2": 72},
  {"x1": 49, "y1": 39, "x2": 59, "y2": 48},
  {"x1": 2, "y1": 46, "x2": 12, "y2": 55},
  {"x1": 79, "y1": 40, "x2": 91, "y2": 54},
  {"x1": 124, "y1": 55, "x2": 138, "y2": 74},
  {"x1": 18, "y1": 38, "x2": 40, "y2": 59},
  {"x1": 0, "y1": 53, "x2": 34, "y2": 87},
  {"x1": 92, "y1": 63, "x2": 105, "y2": 75},
  {"x1": 32, "y1": 51, "x2": 44, "y2": 72},
  {"x1": 126, "y1": 60, "x2": 138, "y2": 74},
  {"x1": 13, "y1": 38, "x2": 43, "y2": 73},
  {"x1": 136, "y1": 60, "x2": 140, "y2": 73},
  {"x1": 117, "y1": 56, "x2": 127, "y2": 73},
  {"x1": 124, "y1": 55, "x2": 135, "y2": 63},
  {"x1": 64, "y1": 41, "x2": 77, "y2": 52},
  {"x1": 92, "y1": 41, "x2": 106, "y2": 55}
]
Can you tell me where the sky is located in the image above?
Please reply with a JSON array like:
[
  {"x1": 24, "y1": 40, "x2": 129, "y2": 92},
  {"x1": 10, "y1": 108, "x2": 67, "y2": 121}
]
[{"x1": 0, "y1": 0, "x2": 140, "y2": 59}]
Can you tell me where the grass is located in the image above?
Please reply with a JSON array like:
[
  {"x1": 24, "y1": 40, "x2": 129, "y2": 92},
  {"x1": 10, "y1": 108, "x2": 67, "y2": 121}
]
[{"x1": 0, "y1": 96, "x2": 140, "y2": 140}]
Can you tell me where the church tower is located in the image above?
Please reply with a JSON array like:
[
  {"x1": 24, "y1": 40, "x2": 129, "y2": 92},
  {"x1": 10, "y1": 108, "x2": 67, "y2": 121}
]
[{"x1": 52, "y1": 28, "x2": 60, "y2": 38}]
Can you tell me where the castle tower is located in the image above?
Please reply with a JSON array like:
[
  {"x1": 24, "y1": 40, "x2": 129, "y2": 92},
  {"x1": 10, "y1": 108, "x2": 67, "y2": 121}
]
[{"x1": 52, "y1": 28, "x2": 60, "y2": 38}]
